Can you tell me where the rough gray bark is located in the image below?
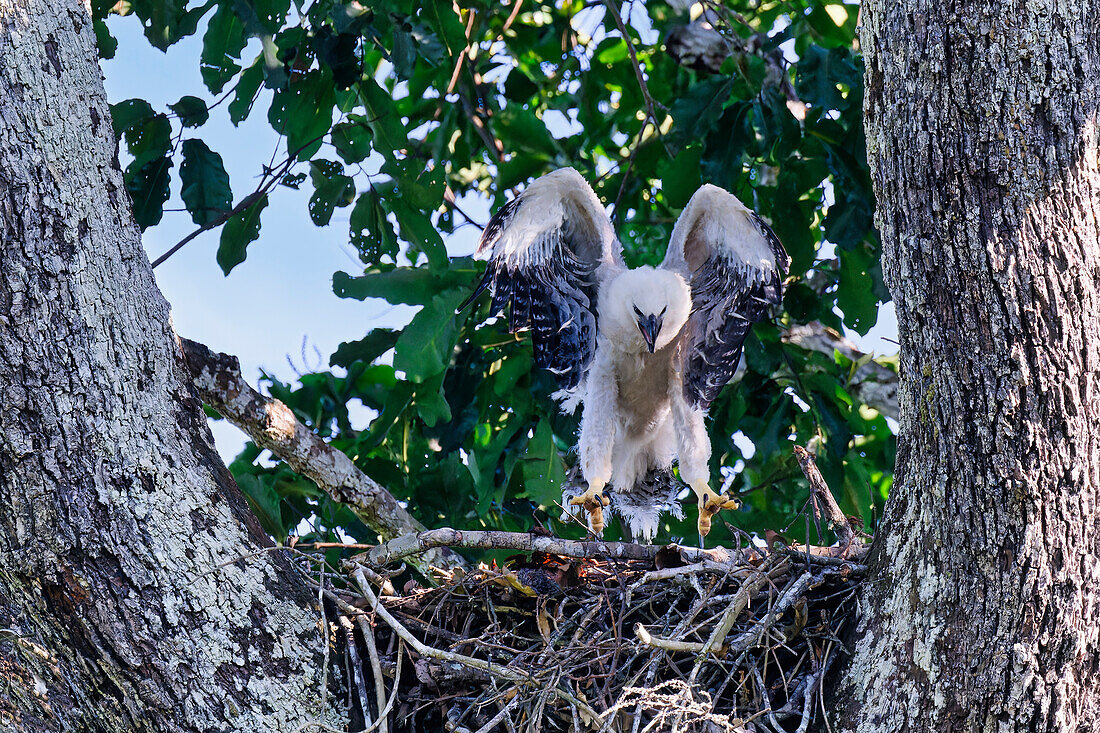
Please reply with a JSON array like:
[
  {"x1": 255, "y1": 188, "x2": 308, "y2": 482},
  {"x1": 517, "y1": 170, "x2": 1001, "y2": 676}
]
[
  {"x1": 0, "y1": 2, "x2": 344, "y2": 730},
  {"x1": 833, "y1": 0, "x2": 1100, "y2": 730}
]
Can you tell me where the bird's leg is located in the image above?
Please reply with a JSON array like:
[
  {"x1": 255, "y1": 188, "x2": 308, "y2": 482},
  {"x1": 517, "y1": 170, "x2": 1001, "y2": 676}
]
[
  {"x1": 690, "y1": 480, "x2": 741, "y2": 540},
  {"x1": 569, "y1": 479, "x2": 610, "y2": 535}
]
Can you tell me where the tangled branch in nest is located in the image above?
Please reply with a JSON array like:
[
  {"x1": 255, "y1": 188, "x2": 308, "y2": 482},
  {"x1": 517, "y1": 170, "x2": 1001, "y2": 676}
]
[{"x1": 319, "y1": 527, "x2": 866, "y2": 733}]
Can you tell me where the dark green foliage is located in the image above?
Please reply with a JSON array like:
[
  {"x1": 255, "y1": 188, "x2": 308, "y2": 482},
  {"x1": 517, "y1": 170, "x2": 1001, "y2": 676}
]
[
  {"x1": 104, "y1": 0, "x2": 892, "y2": 554},
  {"x1": 170, "y1": 95, "x2": 210, "y2": 127},
  {"x1": 217, "y1": 193, "x2": 268, "y2": 273},
  {"x1": 180, "y1": 139, "x2": 232, "y2": 225}
]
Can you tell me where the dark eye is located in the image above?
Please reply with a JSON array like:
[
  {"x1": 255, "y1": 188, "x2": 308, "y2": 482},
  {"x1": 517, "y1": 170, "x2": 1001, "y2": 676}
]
[{"x1": 632, "y1": 305, "x2": 642, "y2": 316}]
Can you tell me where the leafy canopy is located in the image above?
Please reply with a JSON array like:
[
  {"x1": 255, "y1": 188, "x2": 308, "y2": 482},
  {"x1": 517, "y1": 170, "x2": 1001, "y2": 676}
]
[{"x1": 99, "y1": 0, "x2": 892, "y2": 552}]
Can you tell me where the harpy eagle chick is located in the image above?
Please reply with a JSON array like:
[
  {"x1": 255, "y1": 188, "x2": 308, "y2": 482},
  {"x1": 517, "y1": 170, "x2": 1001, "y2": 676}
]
[{"x1": 463, "y1": 168, "x2": 789, "y2": 541}]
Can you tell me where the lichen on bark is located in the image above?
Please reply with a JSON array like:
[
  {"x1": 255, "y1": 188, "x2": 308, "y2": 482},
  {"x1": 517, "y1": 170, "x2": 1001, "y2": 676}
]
[
  {"x1": 833, "y1": 0, "x2": 1100, "y2": 729},
  {"x1": 0, "y1": 2, "x2": 344, "y2": 730}
]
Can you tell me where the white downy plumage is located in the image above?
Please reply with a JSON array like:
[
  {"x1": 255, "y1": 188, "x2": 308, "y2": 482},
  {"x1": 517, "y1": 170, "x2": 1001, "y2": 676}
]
[{"x1": 465, "y1": 168, "x2": 789, "y2": 542}]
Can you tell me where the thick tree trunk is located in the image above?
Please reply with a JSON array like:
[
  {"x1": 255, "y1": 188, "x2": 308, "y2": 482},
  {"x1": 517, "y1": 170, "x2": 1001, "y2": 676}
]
[
  {"x1": 0, "y1": 2, "x2": 343, "y2": 730},
  {"x1": 834, "y1": 0, "x2": 1100, "y2": 730}
]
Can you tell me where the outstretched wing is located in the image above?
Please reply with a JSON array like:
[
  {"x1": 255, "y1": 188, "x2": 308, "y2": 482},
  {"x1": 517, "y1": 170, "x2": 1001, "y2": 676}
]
[
  {"x1": 661, "y1": 185, "x2": 790, "y2": 408},
  {"x1": 463, "y1": 168, "x2": 623, "y2": 390}
]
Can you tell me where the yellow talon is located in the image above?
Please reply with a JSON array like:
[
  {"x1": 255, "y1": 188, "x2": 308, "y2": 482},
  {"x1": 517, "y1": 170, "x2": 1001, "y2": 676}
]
[
  {"x1": 692, "y1": 482, "x2": 741, "y2": 538},
  {"x1": 569, "y1": 482, "x2": 610, "y2": 535}
]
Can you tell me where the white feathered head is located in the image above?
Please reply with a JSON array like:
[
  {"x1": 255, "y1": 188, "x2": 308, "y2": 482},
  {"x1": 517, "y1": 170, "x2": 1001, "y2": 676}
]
[{"x1": 599, "y1": 267, "x2": 692, "y2": 353}]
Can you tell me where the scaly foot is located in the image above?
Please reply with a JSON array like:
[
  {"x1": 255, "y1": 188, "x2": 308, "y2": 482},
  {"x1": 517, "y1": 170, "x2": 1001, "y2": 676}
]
[
  {"x1": 569, "y1": 480, "x2": 610, "y2": 535},
  {"x1": 691, "y1": 481, "x2": 741, "y2": 541}
]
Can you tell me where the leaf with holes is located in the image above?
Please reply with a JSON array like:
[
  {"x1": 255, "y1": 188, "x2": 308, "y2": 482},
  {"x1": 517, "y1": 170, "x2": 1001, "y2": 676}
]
[
  {"x1": 200, "y1": 3, "x2": 246, "y2": 93},
  {"x1": 331, "y1": 117, "x2": 372, "y2": 163},
  {"x1": 268, "y1": 69, "x2": 336, "y2": 160},
  {"x1": 308, "y1": 159, "x2": 355, "y2": 226},
  {"x1": 349, "y1": 189, "x2": 399, "y2": 265}
]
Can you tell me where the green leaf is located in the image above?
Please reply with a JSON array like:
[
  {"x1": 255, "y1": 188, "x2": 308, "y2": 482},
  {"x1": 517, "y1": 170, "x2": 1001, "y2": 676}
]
[
  {"x1": 659, "y1": 145, "x2": 702, "y2": 208},
  {"x1": 228, "y1": 58, "x2": 265, "y2": 125},
  {"x1": 236, "y1": 473, "x2": 287, "y2": 541},
  {"x1": 234, "y1": 0, "x2": 292, "y2": 35},
  {"x1": 268, "y1": 69, "x2": 336, "y2": 160},
  {"x1": 836, "y1": 243, "x2": 879, "y2": 334},
  {"x1": 393, "y1": 288, "x2": 466, "y2": 382},
  {"x1": 170, "y1": 95, "x2": 209, "y2": 127},
  {"x1": 349, "y1": 189, "x2": 399, "y2": 264},
  {"x1": 413, "y1": 373, "x2": 451, "y2": 427},
  {"x1": 795, "y1": 45, "x2": 860, "y2": 112},
  {"x1": 110, "y1": 98, "x2": 155, "y2": 140},
  {"x1": 111, "y1": 100, "x2": 172, "y2": 167},
  {"x1": 200, "y1": 3, "x2": 247, "y2": 93},
  {"x1": 333, "y1": 265, "x2": 471, "y2": 306},
  {"x1": 391, "y1": 26, "x2": 417, "y2": 78},
  {"x1": 180, "y1": 139, "x2": 233, "y2": 226},
  {"x1": 331, "y1": 117, "x2": 372, "y2": 163},
  {"x1": 129, "y1": 115, "x2": 173, "y2": 168},
  {"x1": 670, "y1": 78, "x2": 731, "y2": 147},
  {"x1": 497, "y1": 155, "x2": 548, "y2": 191},
  {"x1": 313, "y1": 26, "x2": 361, "y2": 90},
  {"x1": 357, "y1": 77, "x2": 407, "y2": 160},
  {"x1": 495, "y1": 107, "x2": 557, "y2": 158},
  {"x1": 333, "y1": 0, "x2": 372, "y2": 35},
  {"x1": 806, "y1": 3, "x2": 857, "y2": 49},
  {"x1": 503, "y1": 67, "x2": 538, "y2": 103},
  {"x1": 307, "y1": 159, "x2": 355, "y2": 226},
  {"x1": 520, "y1": 420, "x2": 567, "y2": 508},
  {"x1": 126, "y1": 155, "x2": 173, "y2": 230},
  {"x1": 389, "y1": 196, "x2": 447, "y2": 269},
  {"x1": 824, "y1": 192, "x2": 872, "y2": 251},
  {"x1": 93, "y1": 18, "x2": 117, "y2": 59},
  {"x1": 132, "y1": 0, "x2": 210, "y2": 51},
  {"x1": 382, "y1": 158, "x2": 445, "y2": 210},
  {"x1": 217, "y1": 193, "x2": 269, "y2": 274},
  {"x1": 424, "y1": 1, "x2": 467, "y2": 59},
  {"x1": 330, "y1": 329, "x2": 401, "y2": 368}
]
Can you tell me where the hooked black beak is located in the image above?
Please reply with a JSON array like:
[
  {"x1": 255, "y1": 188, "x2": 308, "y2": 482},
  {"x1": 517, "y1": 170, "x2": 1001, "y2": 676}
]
[{"x1": 638, "y1": 314, "x2": 660, "y2": 353}]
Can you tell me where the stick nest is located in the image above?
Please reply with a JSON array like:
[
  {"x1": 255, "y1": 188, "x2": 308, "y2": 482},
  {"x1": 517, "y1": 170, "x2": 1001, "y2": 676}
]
[{"x1": 326, "y1": 534, "x2": 864, "y2": 733}]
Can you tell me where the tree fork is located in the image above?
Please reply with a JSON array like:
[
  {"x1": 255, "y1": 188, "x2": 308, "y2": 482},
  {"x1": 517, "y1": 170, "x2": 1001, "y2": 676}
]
[{"x1": 832, "y1": 0, "x2": 1100, "y2": 729}]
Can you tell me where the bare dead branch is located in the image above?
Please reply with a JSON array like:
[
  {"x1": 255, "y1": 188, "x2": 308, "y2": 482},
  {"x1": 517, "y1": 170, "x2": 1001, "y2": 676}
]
[
  {"x1": 793, "y1": 445, "x2": 861, "y2": 556},
  {"x1": 178, "y1": 337, "x2": 465, "y2": 572},
  {"x1": 358, "y1": 527, "x2": 736, "y2": 568}
]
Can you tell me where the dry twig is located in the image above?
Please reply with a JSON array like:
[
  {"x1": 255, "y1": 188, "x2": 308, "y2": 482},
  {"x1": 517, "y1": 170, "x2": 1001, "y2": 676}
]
[{"x1": 793, "y1": 446, "x2": 860, "y2": 556}]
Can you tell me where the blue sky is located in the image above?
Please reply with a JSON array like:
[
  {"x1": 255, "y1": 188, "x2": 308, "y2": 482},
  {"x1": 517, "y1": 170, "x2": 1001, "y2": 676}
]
[
  {"x1": 103, "y1": 18, "x2": 479, "y2": 459},
  {"x1": 101, "y1": 14, "x2": 897, "y2": 462}
]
